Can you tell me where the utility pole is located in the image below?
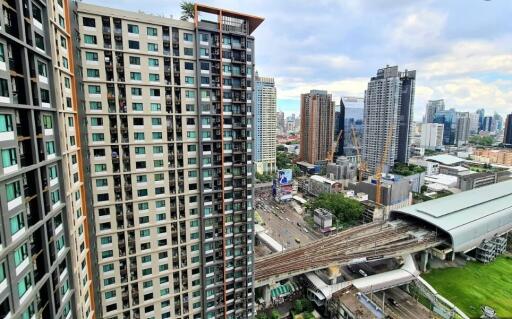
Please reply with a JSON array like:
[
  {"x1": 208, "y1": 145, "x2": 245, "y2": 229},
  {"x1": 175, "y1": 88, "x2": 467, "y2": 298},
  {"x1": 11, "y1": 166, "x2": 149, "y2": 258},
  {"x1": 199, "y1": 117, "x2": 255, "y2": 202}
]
[{"x1": 382, "y1": 291, "x2": 386, "y2": 316}]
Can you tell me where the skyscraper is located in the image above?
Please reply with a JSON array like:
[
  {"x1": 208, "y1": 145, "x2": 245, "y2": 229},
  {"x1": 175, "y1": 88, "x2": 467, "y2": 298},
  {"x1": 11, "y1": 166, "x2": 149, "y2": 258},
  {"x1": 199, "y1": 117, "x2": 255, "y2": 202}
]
[
  {"x1": 335, "y1": 99, "x2": 345, "y2": 157},
  {"x1": 455, "y1": 112, "x2": 471, "y2": 145},
  {"x1": 420, "y1": 123, "x2": 444, "y2": 150},
  {"x1": 299, "y1": 90, "x2": 335, "y2": 164},
  {"x1": 75, "y1": 3, "x2": 262, "y2": 318},
  {"x1": 341, "y1": 97, "x2": 364, "y2": 157},
  {"x1": 254, "y1": 74, "x2": 277, "y2": 174},
  {"x1": 482, "y1": 116, "x2": 495, "y2": 132},
  {"x1": 494, "y1": 113, "x2": 503, "y2": 131},
  {"x1": 434, "y1": 109, "x2": 458, "y2": 145},
  {"x1": 468, "y1": 112, "x2": 481, "y2": 135},
  {"x1": 504, "y1": 113, "x2": 512, "y2": 147},
  {"x1": 0, "y1": 0, "x2": 94, "y2": 318},
  {"x1": 425, "y1": 99, "x2": 445, "y2": 123},
  {"x1": 276, "y1": 111, "x2": 285, "y2": 134},
  {"x1": 476, "y1": 108, "x2": 485, "y2": 131},
  {"x1": 362, "y1": 66, "x2": 416, "y2": 175}
]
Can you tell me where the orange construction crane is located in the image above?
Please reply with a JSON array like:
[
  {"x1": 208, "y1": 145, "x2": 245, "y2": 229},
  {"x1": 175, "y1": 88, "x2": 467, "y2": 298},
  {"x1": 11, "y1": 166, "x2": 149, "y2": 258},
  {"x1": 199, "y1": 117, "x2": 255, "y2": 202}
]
[
  {"x1": 351, "y1": 126, "x2": 367, "y2": 181},
  {"x1": 326, "y1": 129, "x2": 343, "y2": 162},
  {"x1": 375, "y1": 124, "x2": 394, "y2": 205}
]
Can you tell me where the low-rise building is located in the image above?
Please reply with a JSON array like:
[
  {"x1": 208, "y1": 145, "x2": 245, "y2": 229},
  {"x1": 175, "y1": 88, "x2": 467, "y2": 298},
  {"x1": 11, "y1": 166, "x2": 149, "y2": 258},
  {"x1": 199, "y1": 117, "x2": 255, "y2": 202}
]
[
  {"x1": 326, "y1": 156, "x2": 357, "y2": 182},
  {"x1": 458, "y1": 171, "x2": 498, "y2": 191},
  {"x1": 409, "y1": 157, "x2": 440, "y2": 175},
  {"x1": 472, "y1": 149, "x2": 512, "y2": 166},
  {"x1": 308, "y1": 175, "x2": 343, "y2": 196},
  {"x1": 313, "y1": 208, "x2": 333, "y2": 229}
]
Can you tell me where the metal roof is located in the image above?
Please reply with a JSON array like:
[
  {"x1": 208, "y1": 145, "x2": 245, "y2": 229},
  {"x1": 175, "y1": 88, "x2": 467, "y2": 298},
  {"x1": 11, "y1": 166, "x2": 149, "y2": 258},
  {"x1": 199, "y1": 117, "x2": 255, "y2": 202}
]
[
  {"x1": 391, "y1": 180, "x2": 512, "y2": 252},
  {"x1": 426, "y1": 154, "x2": 465, "y2": 166}
]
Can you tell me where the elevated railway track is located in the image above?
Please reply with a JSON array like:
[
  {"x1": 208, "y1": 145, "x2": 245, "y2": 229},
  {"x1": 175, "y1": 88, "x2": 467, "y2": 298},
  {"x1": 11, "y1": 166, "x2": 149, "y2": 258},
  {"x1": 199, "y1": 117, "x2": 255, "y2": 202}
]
[{"x1": 255, "y1": 221, "x2": 443, "y2": 285}]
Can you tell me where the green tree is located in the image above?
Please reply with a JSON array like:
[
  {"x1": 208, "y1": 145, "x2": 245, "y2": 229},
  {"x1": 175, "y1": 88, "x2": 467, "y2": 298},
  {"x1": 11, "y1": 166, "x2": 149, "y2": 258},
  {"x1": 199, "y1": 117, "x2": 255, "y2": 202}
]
[
  {"x1": 271, "y1": 310, "x2": 280, "y2": 319},
  {"x1": 305, "y1": 193, "x2": 364, "y2": 225},
  {"x1": 276, "y1": 151, "x2": 292, "y2": 169},
  {"x1": 255, "y1": 314, "x2": 269, "y2": 319},
  {"x1": 294, "y1": 299, "x2": 304, "y2": 313},
  {"x1": 303, "y1": 312, "x2": 315, "y2": 319},
  {"x1": 276, "y1": 145, "x2": 287, "y2": 152},
  {"x1": 180, "y1": 1, "x2": 195, "y2": 21}
]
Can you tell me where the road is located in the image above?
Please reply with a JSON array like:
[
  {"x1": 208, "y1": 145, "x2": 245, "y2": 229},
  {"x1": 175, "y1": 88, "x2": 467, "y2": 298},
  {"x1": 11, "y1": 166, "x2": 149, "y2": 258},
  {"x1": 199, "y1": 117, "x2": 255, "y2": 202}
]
[
  {"x1": 343, "y1": 264, "x2": 432, "y2": 319},
  {"x1": 255, "y1": 192, "x2": 318, "y2": 250}
]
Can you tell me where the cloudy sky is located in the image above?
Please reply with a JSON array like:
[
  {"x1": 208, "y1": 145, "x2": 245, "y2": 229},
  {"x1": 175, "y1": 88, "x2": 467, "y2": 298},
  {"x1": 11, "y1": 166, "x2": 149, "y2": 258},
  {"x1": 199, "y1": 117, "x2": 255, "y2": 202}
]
[{"x1": 84, "y1": 0, "x2": 511, "y2": 120}]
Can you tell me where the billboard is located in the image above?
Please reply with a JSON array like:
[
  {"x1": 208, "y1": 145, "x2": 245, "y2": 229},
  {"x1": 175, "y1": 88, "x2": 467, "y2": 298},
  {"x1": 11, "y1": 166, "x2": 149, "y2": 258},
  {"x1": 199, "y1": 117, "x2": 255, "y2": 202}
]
[{"x1": 277, "y1": 169, "x2": 293, "y2": 185}]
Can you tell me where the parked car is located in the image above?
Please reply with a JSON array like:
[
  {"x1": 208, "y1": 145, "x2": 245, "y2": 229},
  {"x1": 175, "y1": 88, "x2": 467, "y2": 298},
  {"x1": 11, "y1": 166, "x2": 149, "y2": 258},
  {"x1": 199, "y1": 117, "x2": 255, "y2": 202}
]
[{"x1": 358, "y1": 269, "x2": 368, "y2": 277}]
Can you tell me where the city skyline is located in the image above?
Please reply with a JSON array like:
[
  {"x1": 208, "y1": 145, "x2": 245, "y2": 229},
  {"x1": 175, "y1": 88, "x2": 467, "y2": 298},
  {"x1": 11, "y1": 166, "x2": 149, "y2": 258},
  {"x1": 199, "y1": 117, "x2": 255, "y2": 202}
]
[{"x1": 83, "y1": 0, "x2": 512, "y2": 121}]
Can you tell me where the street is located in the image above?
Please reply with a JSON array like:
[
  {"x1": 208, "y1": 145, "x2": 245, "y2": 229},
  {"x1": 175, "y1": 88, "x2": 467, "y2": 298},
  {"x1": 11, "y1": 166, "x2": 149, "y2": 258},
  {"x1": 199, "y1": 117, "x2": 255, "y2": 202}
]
[{"x1": 255, "y1": 191, "x2": 319, "y2": 250}]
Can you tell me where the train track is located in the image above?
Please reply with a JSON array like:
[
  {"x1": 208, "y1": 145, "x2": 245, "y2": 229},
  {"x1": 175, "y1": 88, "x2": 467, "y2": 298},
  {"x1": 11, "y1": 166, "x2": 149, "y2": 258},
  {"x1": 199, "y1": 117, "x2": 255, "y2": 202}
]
[{"x1": 254, "y1": 221, "x2": 440, "y2": 282}]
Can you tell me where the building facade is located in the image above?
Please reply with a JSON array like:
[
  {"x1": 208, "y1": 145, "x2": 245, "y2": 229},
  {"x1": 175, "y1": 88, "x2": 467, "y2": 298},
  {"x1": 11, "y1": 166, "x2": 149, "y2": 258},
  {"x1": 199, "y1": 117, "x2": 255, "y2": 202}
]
[
  {"x1": 299, "y1": 90, "x2": 335, "y2": 164},
  {"x1": 75, "y1": 3, "x2": 261, "y2": 319},
  {"x1": 341, "y1": 97, "x2": 364, "y2": 157},
  {"x1": 504, "y1": 113, "x2": 512, "y2": 147},
  {"x1": 254, "y1": 74, "x2": 276, "y2": 174},
  {"x1": 420, "y1": 123, "x2": 444, "y2": 150},
  {"x1": 455, "y1": 112, "x2": 470, "y2": 145},
  {"x1": 362, "y1": 66, "x2": 416, "y2": 175},
  {"x1": 424, "y1": 99, "x2": 445, "y2": 124},
  {"x1": 0, "y1": 0, "x2": 95, "y2": 318},
  {"x1": 433, "y1": 109, "x2": 458, "y2": 145}
]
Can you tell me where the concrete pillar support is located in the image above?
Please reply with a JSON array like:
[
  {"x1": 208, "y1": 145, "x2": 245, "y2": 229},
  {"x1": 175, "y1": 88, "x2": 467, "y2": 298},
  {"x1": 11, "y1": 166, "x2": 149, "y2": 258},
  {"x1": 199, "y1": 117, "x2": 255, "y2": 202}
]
[{"x1": 420, "y1": 250, "x2": 429, "y2": 272}]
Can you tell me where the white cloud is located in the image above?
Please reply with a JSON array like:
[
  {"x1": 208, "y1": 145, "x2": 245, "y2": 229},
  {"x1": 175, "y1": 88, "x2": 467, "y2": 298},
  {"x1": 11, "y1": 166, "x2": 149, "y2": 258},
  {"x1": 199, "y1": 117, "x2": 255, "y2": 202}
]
[
  {"x1": 390, "y1": 9, "x2": 447, "y2": 50},
  {"x1": 275, "y1": 77, "x2": 368, "y2": 102}
]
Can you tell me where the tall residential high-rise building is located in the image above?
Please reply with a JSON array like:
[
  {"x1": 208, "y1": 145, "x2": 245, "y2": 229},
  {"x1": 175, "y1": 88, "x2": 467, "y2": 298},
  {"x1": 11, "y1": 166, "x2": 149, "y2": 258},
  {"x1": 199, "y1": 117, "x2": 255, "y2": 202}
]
[
  {"x1": 434, "y1": 109, "x2": 458, "y2": 145},
  {"x1": 276, "y1": 111, "x2": 285, "y2": 134},
  {"x1": 299, "y1": 90, "x2": 335, "y2": 164},
  {"x1": 362, "y1": 66, "x2": 416, "y2": 175},
  {"x1": 335, "y1": 100, "x2": 345, "y2": 157},
  {"x1": 425, "y1": 99, "x2": 445, "y2": 123},
  {"x1": 341, "y1": 97, "x2": 364, "y2": 157},
  {"x1": 420, "y1": 123, "x2": 444, "y2": 150},
  {"x1": 254, "y1": 74, "x2": 277, "y2": 174},
  {"x1": 476, "y1": 108, "x2": 485, "y2": 131},
  {"x1": 494, "y1": 113, "x2": 503, "y2": 131},
  {"x1": 455, "y1": 112, "x2": 471, "y2": 145},
  {"x1": 75, "y1": 3, "x2": 262, "y2": 319},
  {"x1": 468, "y1": 112, "x2": 480, "y2": 135},
  {"x1": 482, "y1": 116, "x2": 495, "y2": 132},
  {"x1": 504, "y1": 113, "x2": 512, "y2": 147},
  {"x1": 0, "y1": 0, "x2": 94, "y2": 318}
]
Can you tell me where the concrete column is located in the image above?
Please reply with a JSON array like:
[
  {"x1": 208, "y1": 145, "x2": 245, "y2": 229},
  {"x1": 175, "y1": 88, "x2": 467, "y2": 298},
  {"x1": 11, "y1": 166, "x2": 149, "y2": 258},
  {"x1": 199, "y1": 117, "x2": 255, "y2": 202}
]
[
  {"x1": 420, "y1": 251, "x2": 429, "y2": 272},
  {"x1": 449, "y1": 251, "x2": 456, "y2": 261},
  {"x1": 263, "y1": 285, "x2": 271, "y2": 306}
]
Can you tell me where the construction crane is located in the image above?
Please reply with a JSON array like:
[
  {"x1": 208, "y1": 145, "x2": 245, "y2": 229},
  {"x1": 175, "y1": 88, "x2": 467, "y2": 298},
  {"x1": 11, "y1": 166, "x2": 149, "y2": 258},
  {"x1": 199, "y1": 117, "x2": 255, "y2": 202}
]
[
  {"x1": 326, "y1": 129, "x2": 343, "y2": 163},
  {"x1": 375, "y1": 124, "x2": 394, "y2": 205},
  {"x1": 350, "y1": 126, "x2": 367, "y2": 181}
]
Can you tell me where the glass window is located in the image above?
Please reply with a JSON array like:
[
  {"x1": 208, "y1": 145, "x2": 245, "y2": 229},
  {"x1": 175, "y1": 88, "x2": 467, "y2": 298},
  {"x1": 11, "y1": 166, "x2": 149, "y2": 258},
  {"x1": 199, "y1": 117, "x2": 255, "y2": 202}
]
[
  {"x1": 149, "y1": 74, "x2": 159, "y2": 81},
  {"x1": 46, "y1": 141, "x2": 56, "y2": 154},
  {"x1": 85, "y1": 51, "x2": 98, "y2": 61},
  {"x1": 84, "y1": 35, "x2": 97, "y2": 44},
  {"x1": 185, "y1": 76, "x2": 194, "y2": 84},
  {"x1": 183, "y1": 33, "x2": 193, "y2": 41},
  {"x1": 83, "y1": 17, "x2": 96, "y2": 27},
  {"x1": 148, "y1": 58, "x2": 159, "y2": 67},
  {"x1": 88, "y1": 85, "x2": 101, "y2": 94},
  {"x1": 128, "y1": 40, "x2": 140, "y2": 49},
  {"x1": 148, "y1": 43, "x2": 158, "y2": 52},
  {"x1": 135, "y1": 147, "x2": 146, "y2": 155},
  {"x1": 37, "y1": 61, "x2": 47, "y2": 77},
  {"x1": 184, "y1": 47, "x2": 193, "y2": 56},
  {"x1": 87, "y1": 68, "x2": 100, "y2": 77},
  {"x1": 130, "y1": 72, "x2": 142, "y2": 80},
  {"x1": 48, "y1": 165, "x2": 58, "y2": 179},
  {"x1": 151, "y1": 118, "x2": 161, "y2": 126},
  {"x1": 0, "y1": 43, "x2": 5, "y2": 62},
  {"x1": 150, "y1": 88, "x2": 160, "y2": 97},
  {"x1": 131, "y1": 87, "x2": 142, "y2": 96},
  {"x1": 0, "y1": 79, "x2": 7, "y2": 98},
  {"x1": 89, "y1": 101, "x2": 102, "y2": 110},
  {"x1": 42, "y1": 115, "x2": 53, "y2": 129},
  {"x1": 9, "y1": 213, "x2": 25, "y2": 236},
  {"x1": 129, "y1": 56, "x2": 140, "y2": 65},
  {"x1": 100, "y1": 236, "x2": 112, "y2": 245},
  {"x1": 127, "y1": 24, "x2": 139, "y2": 34},
  {"x1": 14, "y1": 243, "x2": 28, "y2": 266},
  {"x1": 184, "y1": 62, "x2": 194, "y2": 70},
  {"x1": 6, "y1": 180, "x2": 21, "y2": 201},
  {"x1": 2, "y1": 148, "x2": 17, "y2": 167},
  {"x1": 17, "y1": 273, "x2": 32, "y2": 298},
  {"x1": 0, "y1": 114, "x2": 13, "y2": 132},
  {"x1": 150, "y1": 103, "x2": 161, "y2": 111},
  {"x1": 152, "y1": 132, "x2": 162, "y2": 140},
  {"x1": 147, "y1": 27, "x2": 157, "y2": 36}
]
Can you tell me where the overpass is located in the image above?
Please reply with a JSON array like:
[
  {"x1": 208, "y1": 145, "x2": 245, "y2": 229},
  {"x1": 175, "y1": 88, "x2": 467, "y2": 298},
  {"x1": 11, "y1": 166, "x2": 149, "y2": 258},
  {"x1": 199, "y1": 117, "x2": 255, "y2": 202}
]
[{"x1": 254, "y1": 180, "x2": 512, "y2": 287}]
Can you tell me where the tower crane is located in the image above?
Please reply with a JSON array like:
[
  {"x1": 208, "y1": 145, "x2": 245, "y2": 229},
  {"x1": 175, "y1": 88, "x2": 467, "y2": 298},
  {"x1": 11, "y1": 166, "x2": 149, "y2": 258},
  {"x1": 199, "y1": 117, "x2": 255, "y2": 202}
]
[
  {"x1": 375, "y1": 124, "x2": 394, "y2": 205},
  {"x1": 351, "y1": 126, "x2": 367, "y2": 181},
  {"x1": 326, "y1": 129, "x2": 343, "y2": 163}
]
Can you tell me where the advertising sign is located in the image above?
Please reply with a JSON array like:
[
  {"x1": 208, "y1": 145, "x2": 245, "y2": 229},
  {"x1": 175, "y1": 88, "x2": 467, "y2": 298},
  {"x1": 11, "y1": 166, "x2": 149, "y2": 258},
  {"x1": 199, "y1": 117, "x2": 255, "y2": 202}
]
[{"x1": 277, "y1": 169, "x2": 292, "y2": 185}]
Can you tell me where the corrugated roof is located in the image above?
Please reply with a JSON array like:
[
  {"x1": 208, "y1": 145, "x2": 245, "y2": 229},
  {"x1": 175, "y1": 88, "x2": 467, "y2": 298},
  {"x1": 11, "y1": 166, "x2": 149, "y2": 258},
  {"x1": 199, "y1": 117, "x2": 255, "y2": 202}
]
[{"x1": 392, "y1": 180, "x2": 512, "y2": 252}]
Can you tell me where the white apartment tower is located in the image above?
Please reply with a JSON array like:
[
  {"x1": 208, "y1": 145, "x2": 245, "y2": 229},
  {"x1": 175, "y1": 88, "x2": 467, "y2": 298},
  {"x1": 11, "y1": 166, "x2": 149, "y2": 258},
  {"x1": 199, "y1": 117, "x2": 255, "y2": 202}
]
[
  {"x1": 362, "y1": 66, "x2": 416, "y2": 175},
  {"x1": 254, "y1": 74, "x2": 277, "y2": 174},
  {"x1": 75, "y1": 3, "x2": 262, "y2": 319},
  {"x1": 420, "y1": 123, "x2": 444, "y2": 150}
]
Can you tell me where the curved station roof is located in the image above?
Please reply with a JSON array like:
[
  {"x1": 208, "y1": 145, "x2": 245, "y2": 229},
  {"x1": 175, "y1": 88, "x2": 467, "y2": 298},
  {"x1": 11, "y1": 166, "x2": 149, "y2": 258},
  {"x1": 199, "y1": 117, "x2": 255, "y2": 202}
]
[{"x1": 391, "y1": 180, "x2": 512, "y2": 252}]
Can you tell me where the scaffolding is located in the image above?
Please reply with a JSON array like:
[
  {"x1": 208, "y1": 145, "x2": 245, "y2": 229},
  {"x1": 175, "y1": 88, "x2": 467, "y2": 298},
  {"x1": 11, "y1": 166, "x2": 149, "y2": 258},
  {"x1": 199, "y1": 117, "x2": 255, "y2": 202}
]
[{"x1": 475, "y1": 236, "x2": 507, "y2": 263}]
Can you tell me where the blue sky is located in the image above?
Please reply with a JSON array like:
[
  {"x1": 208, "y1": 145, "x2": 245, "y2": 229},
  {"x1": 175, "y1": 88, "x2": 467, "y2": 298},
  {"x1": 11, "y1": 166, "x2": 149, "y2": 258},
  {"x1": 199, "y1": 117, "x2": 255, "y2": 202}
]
[{"x1": 84, "y1": 0, "x2": 512, "y2": 120}]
